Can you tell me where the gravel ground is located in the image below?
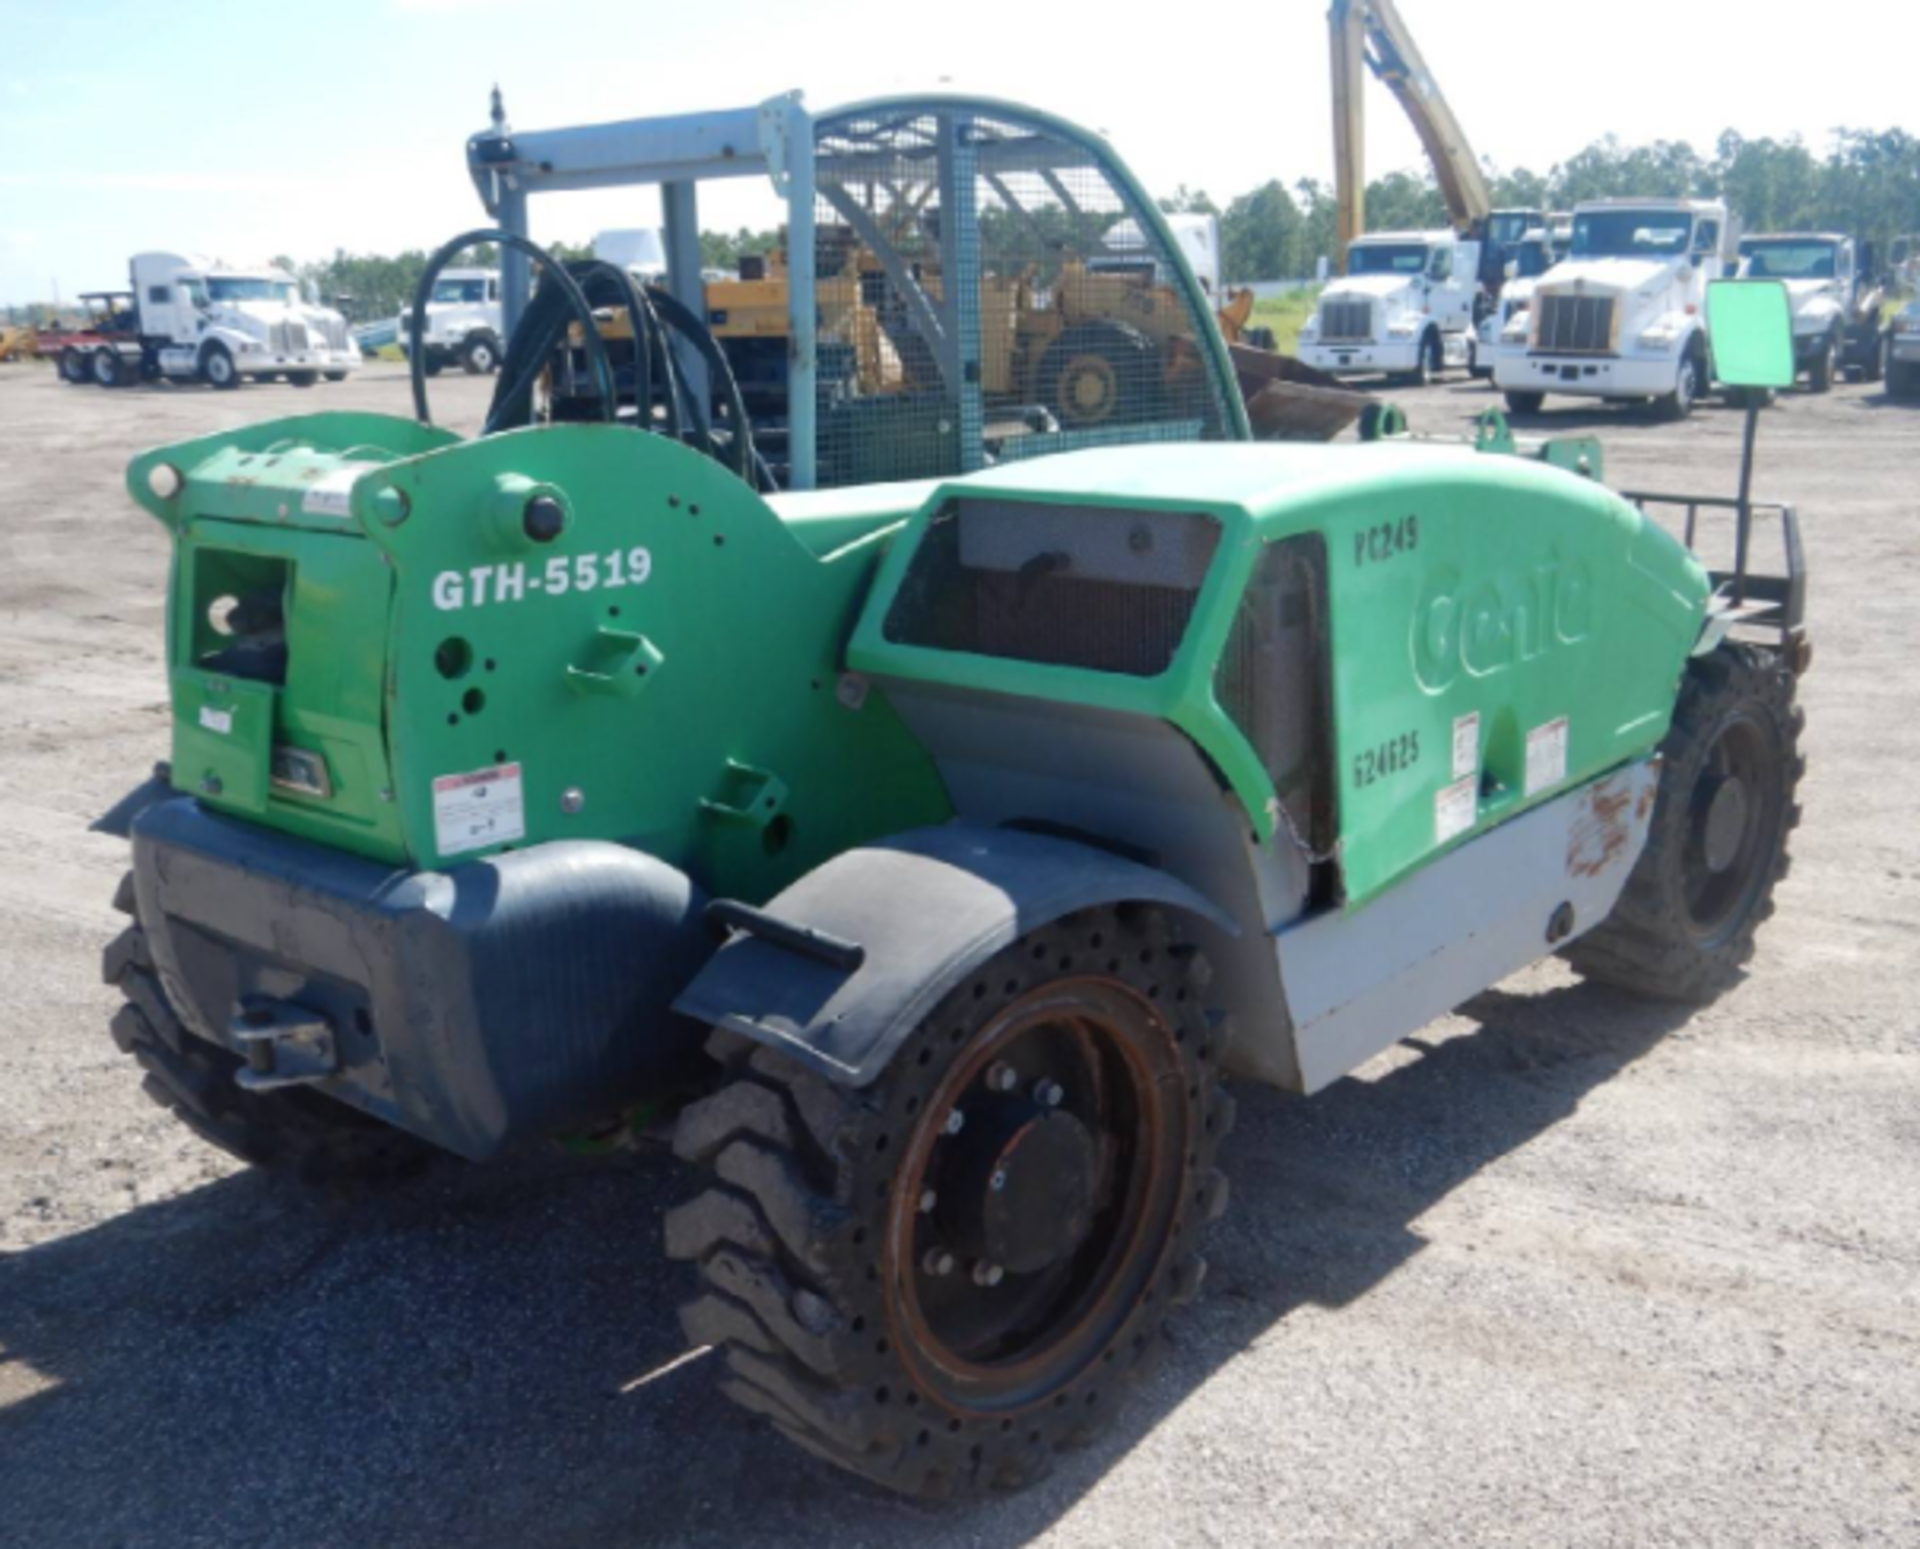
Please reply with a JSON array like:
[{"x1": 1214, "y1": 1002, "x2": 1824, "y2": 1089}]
[{"x1": 0, "y1": 362, "x2": 1916, "y2": 1548}]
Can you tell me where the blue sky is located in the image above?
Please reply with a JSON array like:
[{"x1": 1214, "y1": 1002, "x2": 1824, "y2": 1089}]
[{"x1": 1, "y1": 0, "x2": 1911, "y2": 304}]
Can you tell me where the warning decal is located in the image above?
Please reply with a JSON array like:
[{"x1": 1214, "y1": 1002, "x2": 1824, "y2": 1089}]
[
  {"x1": 1525, "y1": 717, "x2": 1570, "y2": 798},
  {"x1": 1435, "y1": 776, "x2": 1477, "y2": 844},
  {"x1": 432, "y1": 763, "x2": 526, "y2": 857},
  {"x1": 1451, "y1": 711, "x2": 1481, "y2": 780}
]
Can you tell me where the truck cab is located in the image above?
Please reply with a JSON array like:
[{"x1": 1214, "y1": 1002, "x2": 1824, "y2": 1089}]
[
  {"x1": 1492, "y1": 198, "x2": 1728, "y2": 419},
  {"x1": 1737, "y1": 233, "x2": 1883, "y2": 389},
  {"x1": 129, "y1": 252, "x2": 359, "y2": 388},
  {"x1": 1297, "y1": 229, "x2": 1482, "y2": 384},
  {"x1": 1473, "y1": 228, "x2": 1557, "y2": 379},
  {"x1": 396, "y1": 267, "x2": 503, "y2": 375}
]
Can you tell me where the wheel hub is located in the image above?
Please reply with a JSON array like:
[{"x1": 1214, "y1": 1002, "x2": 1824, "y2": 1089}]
[
  {"x1": 937, "y1": 1096, "x2": 1098, "y2": 1275},
  {"x1": 1702, "y1": 775, "x2": 1750, "y2": 874}
]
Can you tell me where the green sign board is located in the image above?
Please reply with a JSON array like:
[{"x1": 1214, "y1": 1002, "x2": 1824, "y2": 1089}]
[{"x1": 1707, "y1": 280, "x2": 1797, "y2": 390}]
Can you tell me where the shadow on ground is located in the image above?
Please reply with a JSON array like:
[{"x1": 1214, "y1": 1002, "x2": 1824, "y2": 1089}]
[{"x1": 0, "y1": 979, "x2": 1695, "y2": 1549}]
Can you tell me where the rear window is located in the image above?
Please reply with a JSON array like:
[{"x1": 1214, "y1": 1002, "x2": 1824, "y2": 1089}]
[{"x1": 883, "y1": 499, "x2": 1220, "y2": 678}]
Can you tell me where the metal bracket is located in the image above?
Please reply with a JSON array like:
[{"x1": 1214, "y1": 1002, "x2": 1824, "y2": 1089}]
[
  {"x1": 231, "y1": 1000, "x2": 340, "y2": 1092},
  {"x1": 699, "y1": 758, "x2": 789, "y2": 829},
  {"x1": 566, "y1": 627, "x2": 664, "y2": 697}
]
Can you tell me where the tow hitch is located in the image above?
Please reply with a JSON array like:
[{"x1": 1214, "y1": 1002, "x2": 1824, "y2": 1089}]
[{"x1": 231, "y1": 1000, "x2": 340, "y2": 1092}]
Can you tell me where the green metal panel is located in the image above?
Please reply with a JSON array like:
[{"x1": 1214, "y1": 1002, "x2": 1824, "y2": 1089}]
[
  {"x1": 850, "y1": 441, "x2": 1709, "y2": 908},
  {"x1": 132, "y1": 413, "x2": 951, "y2": 901}
]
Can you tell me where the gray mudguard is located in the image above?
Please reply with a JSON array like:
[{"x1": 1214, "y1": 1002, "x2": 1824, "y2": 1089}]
[{"x1": 673, "y1": 823, "x2": 1237, "y2": 1087}]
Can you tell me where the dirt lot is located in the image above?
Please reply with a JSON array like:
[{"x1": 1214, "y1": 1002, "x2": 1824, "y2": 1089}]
[{"x1": 1, "y1": 362, "x2": 1916, "y2": 1548}]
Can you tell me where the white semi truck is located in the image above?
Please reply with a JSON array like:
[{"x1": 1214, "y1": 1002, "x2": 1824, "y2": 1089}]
[
  {"x1": 1296, "y1": 229, "x2": 1483, "y2": 385},
  {"x1": 1736, "y1": 233, "x2": 1885, "y2": 389},
  {"x1": 1472, "y1": 228, "x2": 1558, "y2": 379},
  {"x1": 58, "y1": 253, "x2": 357, "y2": 389},
  {"x1": 1492, "y1": 198, "x2": 1730, "y2": 419},
  {"x1": 396, "y1": 267, "x2": 503, "y2": 375}
]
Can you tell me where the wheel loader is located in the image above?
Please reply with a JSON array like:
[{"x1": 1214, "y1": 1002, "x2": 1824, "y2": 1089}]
[{"x1": 97, "y1": 97, "x2": 1809, "y2": 1503}]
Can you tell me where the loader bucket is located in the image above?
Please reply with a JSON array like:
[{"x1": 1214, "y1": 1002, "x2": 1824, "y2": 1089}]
[{"x1": 1227, "y1": 340, "x2": 1373, "y2": 442}]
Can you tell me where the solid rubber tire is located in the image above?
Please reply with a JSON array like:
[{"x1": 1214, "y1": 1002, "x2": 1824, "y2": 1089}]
[
  {"x1": 1562, "y1": 643, "x2": 1803, "y2": 1003},
  {"x1": 102, "y1": 872, "x2": 436, "y2": 1188},
  {"x1": 666, "y1": 905, "x2": 1235, "y2": 1500}
]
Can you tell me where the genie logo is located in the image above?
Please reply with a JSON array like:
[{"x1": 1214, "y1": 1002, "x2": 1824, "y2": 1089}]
[{"x1": 1413, "y1": 557, "x2": 1594, "y2": 691}]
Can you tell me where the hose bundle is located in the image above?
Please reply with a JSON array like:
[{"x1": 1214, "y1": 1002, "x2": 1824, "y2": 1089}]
[{"x1": 407, "y1": 228, "x2": 765, "y2": 488}]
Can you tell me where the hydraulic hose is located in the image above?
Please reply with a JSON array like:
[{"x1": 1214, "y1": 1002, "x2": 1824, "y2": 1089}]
[
  {"x1": 408, "y1": 229, "x2": 614, "y2": 429},
  {"x1": 412, "y1": 229, "x2": 763, "y2": 488}
]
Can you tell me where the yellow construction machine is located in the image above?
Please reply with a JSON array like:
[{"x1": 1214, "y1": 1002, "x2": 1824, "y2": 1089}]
[{"x1": 1328, "y1": 0, "x2": 1542, "y2": 288}]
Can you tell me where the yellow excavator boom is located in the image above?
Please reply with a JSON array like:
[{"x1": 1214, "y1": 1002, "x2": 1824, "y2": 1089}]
[{"x1": 1328, "y1": 0, "x2": 1494, "y2": 265}]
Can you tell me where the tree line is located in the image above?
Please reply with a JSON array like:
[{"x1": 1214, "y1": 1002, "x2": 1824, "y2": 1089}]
[
  {"x1": 8, "y1": 127, "x2": 1911, "y2": 326},
  {"x1": 1194, "y1": 128, "x2": 1920, "y2": 283}
]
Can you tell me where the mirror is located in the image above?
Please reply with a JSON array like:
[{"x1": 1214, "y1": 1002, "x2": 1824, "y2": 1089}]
[{"x1": 1707, "y1": 279, "x2": 1796, "y2": 390}]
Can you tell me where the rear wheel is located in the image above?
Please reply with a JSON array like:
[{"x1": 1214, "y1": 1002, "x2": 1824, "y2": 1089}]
[
  {"x1": 286, "y1": 370, "x2": 318, "y2": 388},
  {"x1": 667, "y1": 905, "x2": 1233, "y2": 1499},
  {"x1": 324, "y1": 370, "x2": 348, "y2": 383},
  {"x1": 60, "y1": 348, "x2": 90, "y2": 385},
  {"x1": 1563, "y1": 644, "x2": 1802, "y2": 1002},
  {"x1": 1503, "y1": 389, "x2": 1545, "y2": 416},
  {"x1": 91, "y1": 349, "x2": 124, "y2": 388},
  {"x1": 102, "y1": 873, "x2": 435, "y2": 1188}
]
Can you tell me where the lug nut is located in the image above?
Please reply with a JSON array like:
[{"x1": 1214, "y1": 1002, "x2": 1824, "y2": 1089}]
[
  {"x1": 943, "y1": 1108, "x2": 966, "y2": 1136},
  {"x1": 971, "y1": 1261, "x2": 1005, "y2": 1288},
  {"x1": 922, "y1": 1247, "x2": 956, "y2": 1277},
  {"x1": 1034, "y1": 1079, "x2": 1065, "y2": 1108},
  {"x1": 986, "y1": 1061, "x2": 1019, "y2": 1093},
  {"x1": 917, "y1": 1188, "x2": 938, "y2": 1215},
  {"x1": 989, "y1": 1170, "x2": 1008, "y2": 1193}
]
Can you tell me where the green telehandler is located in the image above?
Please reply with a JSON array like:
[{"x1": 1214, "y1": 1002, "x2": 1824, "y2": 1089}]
[{"x1": 97, "y1": 96, "x2": 1807, "y2": 1501}]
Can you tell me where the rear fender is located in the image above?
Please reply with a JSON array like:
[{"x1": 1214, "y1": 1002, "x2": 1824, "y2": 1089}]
[{"x1": 673, "y1": 824, "x2": 1237, "y2": 1087}]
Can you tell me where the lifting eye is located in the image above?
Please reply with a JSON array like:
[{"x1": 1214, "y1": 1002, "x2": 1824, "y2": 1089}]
[{"x1": 523, "y1": 496, "x2": 567, "y2": 543}]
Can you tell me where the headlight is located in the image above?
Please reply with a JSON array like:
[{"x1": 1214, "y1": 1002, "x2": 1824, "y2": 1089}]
[
  {"x1": 1501, "y1": 318, "x2": 1529, "y2": 343},
  {"x1": 1897, "y1": 316, "x2": 1920, "y2": 335},
  {"x1": 1637, "y1": 326, "x2": 1681, "y2": 350},
  {"x1": 1387, "y1": 319, "x2": 1419, "y2": 338}
]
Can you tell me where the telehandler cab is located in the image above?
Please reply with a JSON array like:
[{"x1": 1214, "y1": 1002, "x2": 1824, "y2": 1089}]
[{"x1": 98, "y1": 96, "x2": 1807, "y2": 1500}]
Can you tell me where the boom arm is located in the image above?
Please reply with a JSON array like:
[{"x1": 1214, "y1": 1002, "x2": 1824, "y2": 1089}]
[{"x1": 1329, "y1": 0, "x2": 1493, "y2": 260}]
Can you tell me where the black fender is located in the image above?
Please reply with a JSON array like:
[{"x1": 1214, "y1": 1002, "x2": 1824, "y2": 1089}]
[{"x1": 673, "y1": 823, "x2": 1237, "y2": 1088}]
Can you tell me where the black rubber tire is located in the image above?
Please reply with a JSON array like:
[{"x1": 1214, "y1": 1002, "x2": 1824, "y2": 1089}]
[
  {"x1": 422, "y1": 354, "x2": 445, "y2": 379},
  {"x1": 92, "y1": 349, "x2": 124, "y2": 388},
  {"x1": 1563, "y1": 644, "x2": 1803, "y2": 1003},
  {"x1": 666, "y1": 905, "x2": 1234, "y2": 1500},
  {"x1": 102, "y1": 872, "x2": 436, "y2": 1188},
  {"x1": 1888, "y1": 358, "x2": 1919, "y2": 400},
  {"x1": 1807, "y1": 331, "x2": 1837, "y2": 394},
  {"x1": 201, "y1": 344, "x2": 240, "y2": 390},
  {"x1": 461, "y1": 333, "x2": 500, "y2": 374},
  {"x1": 60, "y1": 348, "x2": 90, "y2": 385},
  {"x1": 1036, "y1": 322, "x2": 1164, "y2": 429},
  {"x1": 1503, "y1": 390, "x2": 1545, "y2": 416},
  {"x1": 1653, "y1": 345, "x2": 1704, "y2": 422},
  {"x1": 324, "y1": 371, "x2": 349, "y2": 383},
  {"x1": 286, "y1": 370, "x2": 319, "y2": 388}
]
